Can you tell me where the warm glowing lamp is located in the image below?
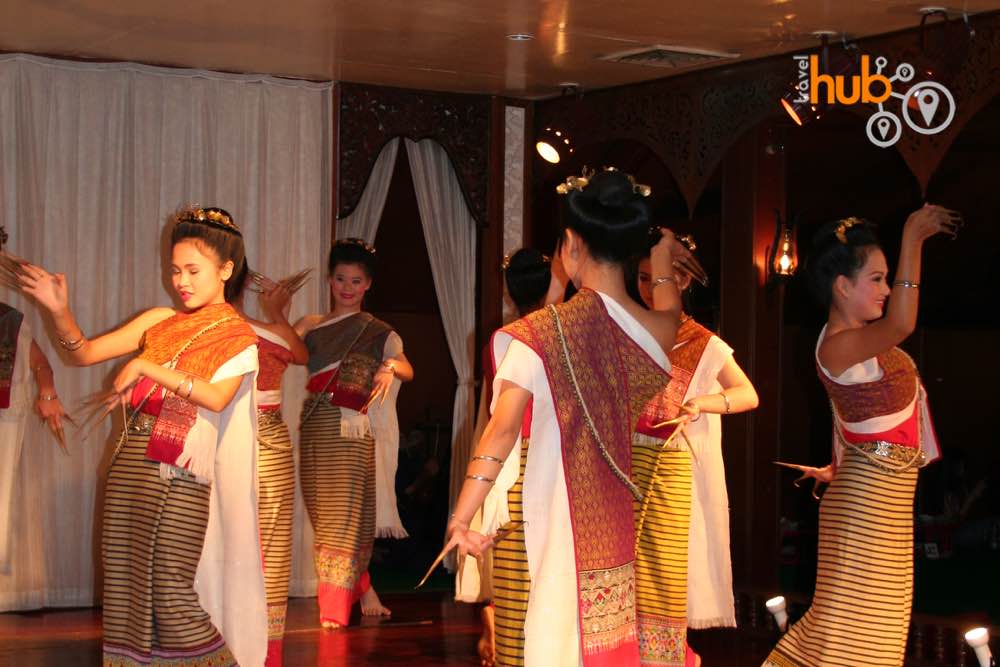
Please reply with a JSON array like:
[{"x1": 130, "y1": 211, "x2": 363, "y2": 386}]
[
  {"x1": 536, "y1": 127, "x2": 573, "y2": 163},
  {"x1": 767, "y1": 212, "x2": 798, "y2": 282},
  {"x1": 965, "y1": 627, "x2": 994, "y2": 667},
  {"x1": 766, "y1": 596, "x2": 789, "y2": 632}
]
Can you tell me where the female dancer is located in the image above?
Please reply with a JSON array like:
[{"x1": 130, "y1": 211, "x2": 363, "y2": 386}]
[
  {"x1": 763, "y1": 204, "x2": 959, "y2": 667},
  {"x1": 630, "y1": 242, "x2": 758, "y2": 666},
  {"x1": 19, "y1": 206, "x2": 267, "y2": 666},
  {"x1": 295, "y1": 238, "x2": 413, "y2": 629},
  {"x1": 456, "y1": 247, "x2": 567, "y2": 667},
  {"x1": 446, "y1": 168, "x2": 687, "y2": 667},
  {"x1": 239, "y1": 278, "x2": 308, "y2": 665},
  {"x1": 1, "y1": 226, "x2": 70, "y2": 571}
]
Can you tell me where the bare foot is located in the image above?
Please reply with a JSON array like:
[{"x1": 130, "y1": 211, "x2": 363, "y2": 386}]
[
  {"x1": 360, "y1": 586, "x2": 391, "y2": 617},
  {"x1": 320, "y1": 619, "x2": 342, "y2": 630}
]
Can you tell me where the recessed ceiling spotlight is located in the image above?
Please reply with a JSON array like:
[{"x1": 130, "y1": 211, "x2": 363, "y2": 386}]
[
  {"x1": 918, "y1": 6, "x2": 950, "y2": 15},
  {"x1": 507, "y1": 33, "x2": 534, "y2": 41}
]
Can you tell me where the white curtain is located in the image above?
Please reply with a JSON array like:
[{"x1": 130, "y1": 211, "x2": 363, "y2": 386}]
[
  {"x1": 405, "y1": 139, "x2": 477, "y2": 524},
  {"x1": 335, "y1": 138, "x2": 399, "y2": 242},
  {"x1": 0, "y1": 54, "x2": 332, "y2": 610}
]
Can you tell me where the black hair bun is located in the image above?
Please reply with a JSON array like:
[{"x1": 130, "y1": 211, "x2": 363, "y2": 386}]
[{"x1": 563, "y1": 170, "x2": 652, "y2": 264}]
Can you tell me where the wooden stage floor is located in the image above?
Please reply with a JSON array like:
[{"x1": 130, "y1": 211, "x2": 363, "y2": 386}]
[{"x1": 0, "y1": 591, "x2": 783, "y2": 666}]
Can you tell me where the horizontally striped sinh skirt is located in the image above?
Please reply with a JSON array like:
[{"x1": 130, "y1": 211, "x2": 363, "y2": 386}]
[
  {"x1": 632, "y1": 433, "x2": 693, "y2": 667},
  {"x1": 101, "y1": 420, "x2": 234, "y2": 667},
  {"x1": 257, "y1": 409, "x2": 295, "y2": 652},
  {"x1": 299, "y1": 398, "x2": 375, "y2": 627},
  {"x1": 764, "y1": 443, "x2": 920, "y2": 667},
  {"x1": 493, "y1": 438, "x2": 530, "y2": 667}
]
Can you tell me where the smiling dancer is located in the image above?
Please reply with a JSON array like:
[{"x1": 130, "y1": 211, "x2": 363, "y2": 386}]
[
  {"x1": 763, "y1": 204, "x2": 959, "y2": 667},
  {"x1": 295, "y1": 238, "x2": 413, "y2": 629}
]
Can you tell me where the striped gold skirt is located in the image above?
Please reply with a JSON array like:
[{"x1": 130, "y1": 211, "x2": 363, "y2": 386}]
[
  {"x1": 257, "y1": 409, "x2": 295, "y2": 645},
  {"x1": 299, "y1": 399, "x2": 375, "y2": 626},
  {"x1": 492, "y1": 437, "x2": 530, "y2": 667},
  {"x1": 632, "y1": 433, "x2": 693, "y2": 667},
  {"x1": 101, "y1": 422, "x2": 234, "y2": 667},
  {"x1": 764, "y1": 443, "x2": 920, "y2": 667}
]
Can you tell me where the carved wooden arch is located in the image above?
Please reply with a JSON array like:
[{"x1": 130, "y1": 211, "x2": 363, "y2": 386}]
[
  {"x1": 337, "y1": 82, "x2": 492, "y2": 226},
  {"x1": 535, "y1": 12, "x2": 1000, "y2": 211}
]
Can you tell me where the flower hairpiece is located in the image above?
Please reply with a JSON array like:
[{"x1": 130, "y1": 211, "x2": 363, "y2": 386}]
[
  {"x1": 834, "y1": 217, "x2": 862, "y2": 244},
  {"x1": 555, "y1": 165, "x2": 651, "y2": 197},
  {"x1": 179, "y1": 207, "x2": 241, "y2": 235},
  {"x1": 336, "y1": 237, "x2": 376, "y2": 255},
  {"x1": 501, "y1": 251, "x2": 550, "y2": 272},
  {"x1": 676, "y1": 233, "x2": 697, "y2": 252}
]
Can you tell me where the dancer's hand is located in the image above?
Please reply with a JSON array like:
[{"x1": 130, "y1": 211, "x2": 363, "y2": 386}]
[
  {"x1": 903, "y1": 204, "x2": 962, "y2": 243},
  {"x1": 259, "y1": 282, "x2": 293, "y2": 322},
  {"x1": 35, "y1": 395, "x2": 68, "y2": 449},
  {"x1": 111, "y1": 358, "x2": 147, "y2": 405},
  {"x1": 444, "y1": 521, "x2": 492, "y2": 559},
  {"x1": 363, "y1": 364, "x2": 394, "y2": 412},
  {"x1": 680, "y1": 400, "x2": 701, "y2": 423},
  {"x1": 18, "y1": 263, "x2": 70, "y2": 314}
]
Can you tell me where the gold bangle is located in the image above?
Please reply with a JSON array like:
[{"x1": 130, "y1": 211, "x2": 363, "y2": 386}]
[
  {"x1": 39, "y1": 393, "x2": 58, "y2": 401},
  {"x1": 59, "y1": 334, "x2": 85, "y2": 351},
  {"x1": 175, "y1": 376, "x2": 187, "y2": 395},
  {"x1": 893, "y1": 280, "x2": 919, "y2": 289},
  {"x1": 720, "y1": 392, "x2": 731, "y2": 414},
  {"x1": 183, "y1": 376, "x2": 195, "y2": 400},
  {"x1": 652, "y1": 275, "x2": 677, "y2": 288},
  {"x1": 472, "y1": 455, "x2": 503, "y2": 464}
]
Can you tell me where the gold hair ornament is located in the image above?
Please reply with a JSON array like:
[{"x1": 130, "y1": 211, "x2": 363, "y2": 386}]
[
  {"x1": 501, "y1": 251, "x2": 551, "y2": 272},
  {"x1": 676, "y1": 234, "x2": 697, "y2": 252},
  {"x1": 555, "y1": 165, "x2": 650, "y2": 197},
  {"x1": 335, "y1": 237, "x2": 376, "y2": 255},
  {"x1": 834, "y1": 217, "x2": 862, "y2": 244},
  {"x1": 178, "y1": 207, "x2": 241, "y2": 234}
]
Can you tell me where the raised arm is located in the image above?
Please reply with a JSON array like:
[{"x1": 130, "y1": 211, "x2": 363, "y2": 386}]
[
  {"x1": 19, "y1": 262, "x2": 173, "y2": 365},
  {"x1": 820, "y1": 205, "x2": 960, "y2": 375}
]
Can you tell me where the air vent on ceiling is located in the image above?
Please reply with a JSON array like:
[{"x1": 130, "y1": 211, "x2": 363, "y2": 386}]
[{"x1": 598, "y1": 45, "x2": 740, "y2": 69}]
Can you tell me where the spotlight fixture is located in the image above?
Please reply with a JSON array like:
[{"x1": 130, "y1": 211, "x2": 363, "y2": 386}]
[
  {"x1": 765, "y1": 596, "x2": 789, "y2": 632},
  {"x1": 506, "y1": 33, "x2": 534, "y2": 41},
  {"x1": 965, "y1": 628, "x2": 994, "y2": 667},
  {"x1": 536, "y1": 126, "x2": 574, "y2": 164}
]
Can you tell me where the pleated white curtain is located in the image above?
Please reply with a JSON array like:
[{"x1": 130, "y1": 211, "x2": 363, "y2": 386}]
[
  {"x1": 0, "y1": 54, "x2": 332, "y2": 610},
  {"x1": 405, "y1": 139, "x2": 477, "y2": 520},
  {"x1": 334, "y1": 138, "x2": 400, "y2": 243}
]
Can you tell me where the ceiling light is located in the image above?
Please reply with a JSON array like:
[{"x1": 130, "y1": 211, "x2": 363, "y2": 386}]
[
  {"x1": 507, "y1": 33, "x2": 534, "y2": 41},
  {"x1": 536, "y1": 126, "x2": 573, "y2": 164}
]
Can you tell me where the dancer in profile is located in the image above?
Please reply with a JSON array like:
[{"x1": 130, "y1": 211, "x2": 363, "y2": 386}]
[
  {"x1": 19, "y1": 206, "x2": 267, "y2": 666},
  {"x1": 445, "y1": 168, "x2": 694, "y2": 666},
  {"x1": 628, "y1": 236, "x2": 758, "y2": 666},
  {"x1": 763, "y1": 205, "x2": 959, "y2": 667},
  {"x1": 238, "y1": 273, "x2": 309, "y2": 665},
  {"x1": 455, "y1": 247, "x2": 566, "y2": 667},
  {"x1": 295, "y1": 238, "x2": 413, "y2": 629}
]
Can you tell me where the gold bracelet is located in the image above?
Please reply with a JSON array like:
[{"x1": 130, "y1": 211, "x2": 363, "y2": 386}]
[
  {"x1": 183, "y1": 376, "x2": 195, "y2": 400},
  {"x1": 59, "y1": 334, "x2": 85, "y2": 351},
  {"x1": 39, "y1": 393, "x2": 58, "y2": 401},
  {"x1": 652, "y1": 275, "x2": 677, "y2": 288},
  {"x1": 720, "y1": 392, "x2": 731, "y2": 414},
  {"x1": 893, "y1": 280, "x2": 919, "y2": 289},
  {"x1": 175, "y1": 376, "x2": 187, "y2": 395}
]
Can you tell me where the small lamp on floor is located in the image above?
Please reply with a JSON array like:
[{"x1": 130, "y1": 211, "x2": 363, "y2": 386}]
[
  {"x1": 965, "y1": 627, "x2": 994, "y2": 667},
  {"x1": 766, "y1": 596, "x2": 788, "y2": 633}
]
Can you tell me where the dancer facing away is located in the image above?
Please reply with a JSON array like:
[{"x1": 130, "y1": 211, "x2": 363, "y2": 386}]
[
  {"x1": 446, "y1": 168, "x2": 690, "y2": 667},
  {"x1": 295, "y1": 238, "x2": 413, "y2": 629},
  {"x1": 19, "y1": 206, "x2": 268, "y2": 666},
  {"x1": 629, "y1": 240, "x2": 759, "y2": 666},
  {"x1": 237, "y1": 277, "x2": 308, "y2": 665},
  {"x1": 763, "y1": 204, "x2": 960, "y2": 667},
  {"x1": 455, "y1": 247, "x2": 567, "y2": 667},
  {"x1": 0, "y1": 227, "x2": 70, "y2": 572}
]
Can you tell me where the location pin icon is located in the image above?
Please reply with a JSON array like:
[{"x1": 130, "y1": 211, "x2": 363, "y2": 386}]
[
  {"x1": 917, "y1": 89, "x2": 940, "y2": 126},
  {"x1": 877, "y1": 117, "x2": 891, "y2": 139}
]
